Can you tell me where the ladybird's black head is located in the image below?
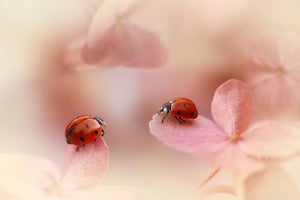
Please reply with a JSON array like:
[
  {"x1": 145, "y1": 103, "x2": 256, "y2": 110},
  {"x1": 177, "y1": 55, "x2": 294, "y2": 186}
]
[
  {"x1": 92, "y1": 116, "x2": 106, "y2": 127},
  {"x1": 158, "y1": 102, "x2": 171, "y2": 114},
  {"x1": 66, "y1": 124, "x2": 77, "y2": 144}
]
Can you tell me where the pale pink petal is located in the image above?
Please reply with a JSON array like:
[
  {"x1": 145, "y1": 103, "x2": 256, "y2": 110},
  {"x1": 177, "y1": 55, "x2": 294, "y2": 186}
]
[
  {"x1": 250, "y1": 33, "x2": 282, "y2": 70},
  {"x1": 211, "y1": 79, "x2": 254, "y2": 135},
  {"x1": 82, "y1": 22, "x2": 167, "y2": 68},
  {"x1": 59, "y1": 137, "x2": 109, "y2": 191},
  {"x1": 194, "y1": 140, "x2": 264, "y2": 170},
  {"x1": 82, "y1": 0, "x2": 167, "y2": 68},
  {"x1": 62, "y1": 185, "x2": 146, "y2": 200},
  {"x1": 236, "y1": 167, "x2": 300, "y2": 200},
  {"x1": 149, "y1": 114, "x2": 263, "y2": 170},
  {"x1": 149, "y1": 113, "x2": 226, "y2": 154},
  {"x1": 250, "y1": 76, "x2": 299, "y2": 117},
  {"x1": 239, "y1": 121, "x2": 300, "y2": 158},
  {"x1": 250, "y1": 32, "x2": 300, "y2": 70},
  {"x1": 86, "y1": 0, "x2": 137, "y2": 48},
  {"x1": 247, "y1": 32, "x2": 300, "y2": 116},
  {"x1": 0, "y1": 155, "x2": 60, "y2": 200}
]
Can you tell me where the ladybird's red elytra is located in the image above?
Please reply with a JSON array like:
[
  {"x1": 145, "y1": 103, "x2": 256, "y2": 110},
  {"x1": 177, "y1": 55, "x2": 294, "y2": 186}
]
[
  {"x1": 158, "y1": 97, "x2": 198, "y2": 123},
  {"x1": 65, "y1": 115, "x2": 106, "y2": 149}
]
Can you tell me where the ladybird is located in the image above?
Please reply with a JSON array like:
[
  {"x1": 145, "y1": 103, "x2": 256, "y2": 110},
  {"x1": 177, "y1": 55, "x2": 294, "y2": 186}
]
[
  {"x1": 65, "y1": 115, "x2": 106, "y2": 150},
  {"x1": 158, "y1": 97, "x2": 198, "y2": 123}
]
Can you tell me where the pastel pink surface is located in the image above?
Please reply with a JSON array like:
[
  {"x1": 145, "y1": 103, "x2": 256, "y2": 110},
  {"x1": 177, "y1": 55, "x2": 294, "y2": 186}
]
[
  {"x1": 239, "y1": 121, "x2": 300, "y2": 158},
  {"x1": 82, "y1": 0, "x2": 167, "y2": 68},
  {"x1": 0, "y1": 155, "x2": 60, "y2": 200},
  {"x1": 149, "y1": 114, "x2": 263, "y2": 170},
  {"x1": 59, "y1": 137, "x2": 109, "y2": 191},
  {"x1": 211, "y1": 79, "x2": 254, "y2": 135}
]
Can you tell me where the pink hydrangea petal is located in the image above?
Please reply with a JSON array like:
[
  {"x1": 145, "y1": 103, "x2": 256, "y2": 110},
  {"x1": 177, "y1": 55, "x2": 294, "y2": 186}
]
[
  {"x1": 59, "y1": 137, "x2": 109, "y2": 191},
  {"x1": 236, "y1": 167, "x2": 300, "y2": 200},
  {"x1": 250, "y1": 33, "x2": 282, "y2": 70},
  {"x1": 0, "y1": 155, "x2": 60, "y2": 199},
  {"x1": 149, "y1": 113, "x2": 226, "y2": 154},
  {"x1": 62, "y1": 185, "x2": 146, "y2": 200},
  {"x1": 250, "y1": 76, "x2": 299, "y2": 116},
  {"x1": 149, "y1": 114, "x2": 263, "y2": 170},
  {"x1": 82, "y1": 21, "x2": 167, "y2": 68},
  {"x1": 211, "y1": 79, "x2": 254, "y2": 135},
  {"x1": 251, "y1": 32, "x2": 300, "y2": 71},
  {"x1": 194, "y1": 140, "x2": 264, "y2": 170},
  {"x1": 239, "y1": 121, "x2": 300, "y2": 159},
  {"x1": 86, "y1": 0, "x2": 136, "y2": 49},
  {"x1": 247, "y1": 32, "x2": 300, "y2": 116},
  {"x1": 82, "y1": 0, "x2": 167, "y2": 68}
]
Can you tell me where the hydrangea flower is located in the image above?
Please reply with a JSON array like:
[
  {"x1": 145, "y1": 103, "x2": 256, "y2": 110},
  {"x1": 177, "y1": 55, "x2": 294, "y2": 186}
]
[
  {"x1": 149, "y1": 79, "x2": 300, "y2": 171},
  {"x1": 0, "y1": 138, "x2": 144, "y2": 200},
  {"x1": 80, "y1": 0, "x2": 167, "y2": 68},
  {"x1": 246, "y1": 32, "x2": 300, "y2": 118}
]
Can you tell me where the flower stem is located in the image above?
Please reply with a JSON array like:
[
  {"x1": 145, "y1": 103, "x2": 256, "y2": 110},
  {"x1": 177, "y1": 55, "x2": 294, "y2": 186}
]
[{"x1": 194, "y1": 166, "x2": 221, "y2": 192}]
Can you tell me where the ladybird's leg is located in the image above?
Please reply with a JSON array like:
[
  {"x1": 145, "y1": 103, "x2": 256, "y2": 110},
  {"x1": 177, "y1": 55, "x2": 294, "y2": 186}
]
[
  {"x1": 76, "y1": 144, "x2": 85, "y2": 152},
  {"x1": 76, "y1": 145, "x2": 80, "y2": 152},
  {"x1": 101, "y1": 129, "x2": 105, "y2": 137},
  {"x1": 174, "y1": 116, "x2": 183, "y2": 124},
  {"x1": 161, "y1": 111, "x2": 169, "y2": 123},
  {"x1": 178, "y1": 117, "x2": 186, "y2": 123}
]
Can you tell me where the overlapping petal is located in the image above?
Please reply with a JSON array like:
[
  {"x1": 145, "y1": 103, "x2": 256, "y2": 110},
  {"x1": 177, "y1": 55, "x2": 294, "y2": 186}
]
[
  {"x1": 149, "y1": 114, "x2": 226, "y2": 154},
  {"x1": 250, "y1": 32, "x2": 300, "y2": 71},
  {"x1": 239, "y1": 121, "x2": 300, "y2": 159},
  {"x1": 149, "y1": 113, "x2": 264, "y2": 170},
  {"x1": 247, "y1": 32, "x2": 300, "y2": 117},
  {"x1": 211, "y1": 79, "x2": 253, "y2": 135},
  {"x1": 59, "y1": 137, "x2": 109, "y2": 191},
  {"x1": 250, "y1": 77, "x2": 298, "y2": 116},
  {"x1": 0, "y1": 155, "x2": 60, "y2": 200},
  {"x1": 236, "y1": 167, "x2": 300, "y2": 200},
  {"x1": 82, "y1": 0, "x2": 167, "y2": 68}
]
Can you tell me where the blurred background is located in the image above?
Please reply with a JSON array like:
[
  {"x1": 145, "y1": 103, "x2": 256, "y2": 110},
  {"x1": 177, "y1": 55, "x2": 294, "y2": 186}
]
[{"x1": 1, "y1": 0, "x2": 300, "y2": 199}]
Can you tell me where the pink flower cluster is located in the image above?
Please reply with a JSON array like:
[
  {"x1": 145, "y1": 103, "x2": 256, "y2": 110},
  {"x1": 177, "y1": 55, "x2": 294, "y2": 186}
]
[
  {"x1": 150, "y1": 79, "x2": 300, "y2": 171},
  {"x1": 66, "y1": 0, "x2": 167, "y2": 69}
]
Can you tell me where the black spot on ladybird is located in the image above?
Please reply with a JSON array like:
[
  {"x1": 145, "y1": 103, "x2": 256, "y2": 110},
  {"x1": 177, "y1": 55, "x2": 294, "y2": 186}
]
[
  {"x1": 177, "y1": 111, "x2": 180, "y2": 115},
  {"x1": 80, "y1": 137, "x2": 85, "y2": 142},
  {"x1": 85, "y1": 124, "x2": 89, "y2": 128},
  {"x1": 95, "y1": 130, "x2": 98, "y2": 134},
  {"x1": 183, "y1": 103, "x2": 186, "y2": 107},
  {"x1": 191, "y1": 112, "x2": 194, "y2": 117}
]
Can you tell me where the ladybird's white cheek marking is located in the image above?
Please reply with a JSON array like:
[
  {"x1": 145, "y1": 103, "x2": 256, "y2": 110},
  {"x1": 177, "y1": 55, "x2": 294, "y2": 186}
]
[{"x1": 163, "y1": 107, "x2": 168, "y2": 112}]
